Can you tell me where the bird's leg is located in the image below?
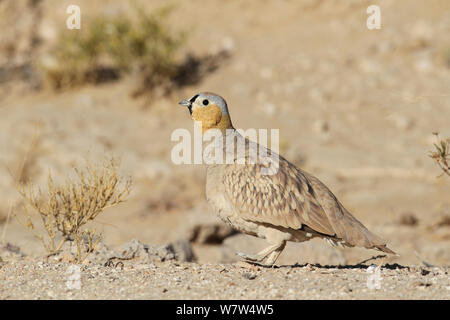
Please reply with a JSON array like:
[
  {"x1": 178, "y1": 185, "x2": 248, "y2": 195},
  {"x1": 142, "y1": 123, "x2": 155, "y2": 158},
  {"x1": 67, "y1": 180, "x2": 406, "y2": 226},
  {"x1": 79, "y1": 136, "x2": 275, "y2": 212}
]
[
  {"x1": 262, "y1": 241, "x2": 286, "y2": 267},
  {"x1": 236, "y1": 241, "x2": 286, "y2": 266}
]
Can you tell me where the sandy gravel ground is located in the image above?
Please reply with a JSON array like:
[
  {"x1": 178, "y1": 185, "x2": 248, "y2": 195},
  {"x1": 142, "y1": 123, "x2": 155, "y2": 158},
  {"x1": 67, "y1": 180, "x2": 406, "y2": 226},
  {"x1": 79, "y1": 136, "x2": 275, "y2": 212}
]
[
  {"x1": 1, "y1": 257, "x2": 448, "y2": 300},
  {"x1": 0, "y1": 240, "x2": 448, "y2": 300}
]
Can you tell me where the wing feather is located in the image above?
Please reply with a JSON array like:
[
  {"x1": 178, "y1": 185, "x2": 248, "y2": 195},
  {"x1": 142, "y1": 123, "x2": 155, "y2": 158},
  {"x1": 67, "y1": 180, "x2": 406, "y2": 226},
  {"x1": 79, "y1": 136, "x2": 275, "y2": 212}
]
[{"x1": 222, "y1": 155, "x2": 335, "y2": 235}]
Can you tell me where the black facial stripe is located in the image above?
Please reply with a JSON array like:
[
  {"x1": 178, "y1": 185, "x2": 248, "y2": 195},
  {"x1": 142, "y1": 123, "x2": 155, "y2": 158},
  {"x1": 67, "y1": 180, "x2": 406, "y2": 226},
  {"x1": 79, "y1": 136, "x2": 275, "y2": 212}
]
[{"x1": 189, "y1": 94, "x2": 199, "y2": 103}]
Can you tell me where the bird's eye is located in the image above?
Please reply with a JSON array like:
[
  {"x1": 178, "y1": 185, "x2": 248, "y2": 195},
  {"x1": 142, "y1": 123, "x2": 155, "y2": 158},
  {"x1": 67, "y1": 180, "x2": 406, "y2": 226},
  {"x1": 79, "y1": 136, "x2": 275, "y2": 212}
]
[{"x1": 202, "y1": 99, "x2": 209, "y2": 106}]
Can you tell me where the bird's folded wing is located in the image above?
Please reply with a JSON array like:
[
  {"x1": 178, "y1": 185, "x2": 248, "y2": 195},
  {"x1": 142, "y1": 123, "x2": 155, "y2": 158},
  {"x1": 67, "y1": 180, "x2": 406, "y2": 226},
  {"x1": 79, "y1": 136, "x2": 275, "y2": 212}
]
[
  {"x1": 222, "y1": 158, "x2": 335, "y2": 235},
  {"x1": 300, "y1": 171, "x2": 392, "y2": 249}
]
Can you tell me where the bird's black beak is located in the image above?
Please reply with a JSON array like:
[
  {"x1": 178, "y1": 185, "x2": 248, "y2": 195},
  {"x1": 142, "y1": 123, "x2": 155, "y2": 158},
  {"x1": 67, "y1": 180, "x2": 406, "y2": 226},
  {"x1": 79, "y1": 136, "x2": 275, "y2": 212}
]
[{"x1": 178, "y1": 99, "x2": 192, "y2": 115}]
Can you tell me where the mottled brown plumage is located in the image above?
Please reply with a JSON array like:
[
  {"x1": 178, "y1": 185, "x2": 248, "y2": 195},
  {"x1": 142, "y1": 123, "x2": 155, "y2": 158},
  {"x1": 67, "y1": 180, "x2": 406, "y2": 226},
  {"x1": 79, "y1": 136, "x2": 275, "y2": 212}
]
[
  {"x1": 222, "y1": 154, "x2": 394, "y2": 253},
  {"x1": 179, "y1": 92, "x2": 396, "y2": 266}
]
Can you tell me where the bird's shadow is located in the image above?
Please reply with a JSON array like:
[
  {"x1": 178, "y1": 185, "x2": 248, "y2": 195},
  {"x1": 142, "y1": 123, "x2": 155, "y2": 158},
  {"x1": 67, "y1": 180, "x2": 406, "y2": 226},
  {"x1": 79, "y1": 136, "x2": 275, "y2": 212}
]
[
  {"x1": 276, "y1": 262, "x2": 409, "y2": 270},
  {"x1": 246, "y1": 255, "x2": 410, "y2": 270}
]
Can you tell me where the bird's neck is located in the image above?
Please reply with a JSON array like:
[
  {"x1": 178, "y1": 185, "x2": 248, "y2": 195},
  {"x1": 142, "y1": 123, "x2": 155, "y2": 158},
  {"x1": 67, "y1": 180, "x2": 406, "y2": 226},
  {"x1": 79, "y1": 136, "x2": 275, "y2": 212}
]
[
  {"x1": 203, "y1": 129, "x2": 246, "y2": 168},
  {"x1": 202, "y1": 114, "x2": 234, "y2": 134},
  {"x1": 191, "y1": 106, "x2": 233, "y2": 134}
]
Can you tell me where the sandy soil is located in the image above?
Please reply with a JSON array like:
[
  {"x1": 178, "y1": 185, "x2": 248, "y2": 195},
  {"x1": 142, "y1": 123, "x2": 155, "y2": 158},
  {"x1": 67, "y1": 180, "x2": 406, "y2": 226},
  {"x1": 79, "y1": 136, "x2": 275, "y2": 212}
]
[
  {"x1": 0, "y1": 245, "x2": 448, "y2": 300},
  {"x1": 0, "y1": 0, "x2": 449, "y2": 299}
]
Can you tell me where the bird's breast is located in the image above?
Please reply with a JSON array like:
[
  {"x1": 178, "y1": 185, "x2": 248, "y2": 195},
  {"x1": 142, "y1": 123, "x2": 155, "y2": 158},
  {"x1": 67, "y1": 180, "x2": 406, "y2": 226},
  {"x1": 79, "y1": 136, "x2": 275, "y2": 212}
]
[{"x1": 205, "y1": 165, "x2": 251, "y2": 228}]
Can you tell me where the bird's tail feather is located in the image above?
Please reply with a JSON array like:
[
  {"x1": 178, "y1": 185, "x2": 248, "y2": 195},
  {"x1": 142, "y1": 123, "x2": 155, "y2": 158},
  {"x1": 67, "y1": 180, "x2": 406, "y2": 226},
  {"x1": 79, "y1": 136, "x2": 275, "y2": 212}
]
[
  {"x1": 335, "y1": 208, "x2": 397, "y2": 255},
  {"x1": 373, "y1": 244, "x2": 397, "y2": 255}
]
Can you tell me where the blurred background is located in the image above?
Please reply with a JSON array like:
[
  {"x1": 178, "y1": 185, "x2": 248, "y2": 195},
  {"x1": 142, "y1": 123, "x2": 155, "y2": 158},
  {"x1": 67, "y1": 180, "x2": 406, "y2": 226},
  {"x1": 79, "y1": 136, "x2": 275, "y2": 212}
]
[{"x1": 0, "y1": 0, "x2": 449, "y2": 266}]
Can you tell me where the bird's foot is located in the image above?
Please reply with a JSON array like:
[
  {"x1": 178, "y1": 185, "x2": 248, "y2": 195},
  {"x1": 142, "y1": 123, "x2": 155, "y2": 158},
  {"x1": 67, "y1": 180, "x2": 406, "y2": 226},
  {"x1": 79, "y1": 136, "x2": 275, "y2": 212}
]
[
  {"x1": 236, "y1": 251, "x2": 261, "y2": 262},
  {"x1": 235, "y1": 251, "x2": 275, "y2": 267}
]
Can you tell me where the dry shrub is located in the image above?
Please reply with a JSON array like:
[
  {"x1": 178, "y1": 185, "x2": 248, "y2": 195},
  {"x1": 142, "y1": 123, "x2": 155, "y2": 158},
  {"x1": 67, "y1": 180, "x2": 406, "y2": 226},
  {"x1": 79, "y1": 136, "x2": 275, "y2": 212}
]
[
  {"x1": 15, "y1": 159, "x2": 131, "y2": 262},
  {"x1": 429, "y1": 133, "x2": 450, "y2": 177},
  {"x1": 40, "y1": 6, "x2": 185, "y2": 94}
]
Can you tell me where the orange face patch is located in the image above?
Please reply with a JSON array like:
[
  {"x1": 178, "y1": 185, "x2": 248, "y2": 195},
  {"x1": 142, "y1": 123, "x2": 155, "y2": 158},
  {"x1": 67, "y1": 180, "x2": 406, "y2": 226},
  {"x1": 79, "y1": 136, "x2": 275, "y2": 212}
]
[{"x1": 191, "y1": 105, "x2": 233, "y2": 132}]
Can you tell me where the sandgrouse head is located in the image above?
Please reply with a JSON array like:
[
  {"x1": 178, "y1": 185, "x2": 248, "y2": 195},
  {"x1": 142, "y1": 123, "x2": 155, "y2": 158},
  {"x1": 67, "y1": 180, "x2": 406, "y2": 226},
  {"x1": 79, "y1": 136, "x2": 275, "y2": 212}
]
[{"x1": 179, "y1": 92, "x2": 233, "y2": 133}]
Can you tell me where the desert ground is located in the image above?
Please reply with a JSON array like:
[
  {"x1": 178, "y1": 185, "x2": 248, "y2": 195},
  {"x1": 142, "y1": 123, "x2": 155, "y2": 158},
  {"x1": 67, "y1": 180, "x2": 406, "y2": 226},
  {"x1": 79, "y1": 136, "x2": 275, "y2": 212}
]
[{"x1": 0, "y1": 0, "x2": 449, "y2": 299}]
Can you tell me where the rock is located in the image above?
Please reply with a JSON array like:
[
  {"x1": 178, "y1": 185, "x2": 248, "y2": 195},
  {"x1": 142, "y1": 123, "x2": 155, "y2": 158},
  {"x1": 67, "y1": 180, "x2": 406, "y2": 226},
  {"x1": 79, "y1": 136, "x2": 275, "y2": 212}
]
[
  {"x1": 58, "y1": 238, "x2": 196, "y2": 265},
  {"x1": 59, "y1": 252, "x2": 76, "y2": 263},
  {"x1": 242, "y1": 272, "x2": 257, "y2": 280},
  {"x1": 114, "y1": 239, "x2": 174, "y2": 263},
  {"x1": 116, "y1": 239, "x2": 150, "y2": 260},
  {"x1": 2, "y1": 242, "x2": 21, "y2": 255},
  {"x1": 114, "y1": 238, "x2": 196, "y2": 264},
  {"x1": 0, "y1": 242, "x2": 25, "y2": 260},
  {"x1": 83, "y1": 241, "x2": 113, "y2": 264},
  {"x1": 235, "y1": 261, "x2": 260, "y2": 271}
]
